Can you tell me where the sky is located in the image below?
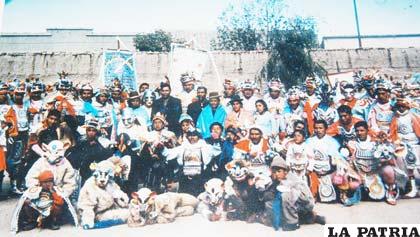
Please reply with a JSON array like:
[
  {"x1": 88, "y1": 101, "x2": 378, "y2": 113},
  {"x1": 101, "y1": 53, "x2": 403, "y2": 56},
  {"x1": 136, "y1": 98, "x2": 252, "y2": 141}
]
[{"x1": 2, "y1": 0, "x2": 420, "y2": 37}]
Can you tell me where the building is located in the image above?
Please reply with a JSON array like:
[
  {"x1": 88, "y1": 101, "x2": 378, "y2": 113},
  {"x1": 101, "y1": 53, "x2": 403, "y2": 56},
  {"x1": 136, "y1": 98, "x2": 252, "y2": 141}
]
[
  {"x1": 0, "y1": 28, "x2": 216, "y2": 53},
  {"x1": 321, "y1": 34, "x2": 420, "y2": 49}
]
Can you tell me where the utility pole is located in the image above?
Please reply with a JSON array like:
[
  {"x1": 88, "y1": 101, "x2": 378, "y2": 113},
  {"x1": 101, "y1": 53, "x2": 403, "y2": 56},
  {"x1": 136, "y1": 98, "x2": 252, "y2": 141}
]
[{"x1": 353, "y1": 0, "x2": 363, "y2": 48}]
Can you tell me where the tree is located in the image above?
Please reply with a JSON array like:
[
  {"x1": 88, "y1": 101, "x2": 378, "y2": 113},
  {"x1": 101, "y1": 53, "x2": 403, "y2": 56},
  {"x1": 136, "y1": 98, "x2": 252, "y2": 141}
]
[
  {"x1": 133, "y1": 30, "x2": 184, "y2": 52},
  {"x1": 213, "y1": 0, "x2": 325, "y2": 87}
]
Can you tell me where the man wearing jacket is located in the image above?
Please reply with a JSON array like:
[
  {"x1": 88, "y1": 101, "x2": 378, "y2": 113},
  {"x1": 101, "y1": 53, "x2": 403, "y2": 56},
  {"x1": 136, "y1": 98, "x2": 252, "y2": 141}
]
[{"x1": 152, "y1": 83, "x2": 182, "y2": 136}]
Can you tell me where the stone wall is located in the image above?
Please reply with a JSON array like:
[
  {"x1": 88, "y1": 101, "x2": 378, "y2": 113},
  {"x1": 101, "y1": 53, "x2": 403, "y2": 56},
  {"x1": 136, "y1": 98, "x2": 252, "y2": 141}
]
[{"x1": 0, "y1": 48, "x2": 419, "y2": 91}]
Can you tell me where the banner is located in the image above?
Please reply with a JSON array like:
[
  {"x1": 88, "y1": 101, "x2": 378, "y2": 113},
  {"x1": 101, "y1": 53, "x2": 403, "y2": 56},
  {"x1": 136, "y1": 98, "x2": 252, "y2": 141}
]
[
  {"x1": 99, "y1": 50, "x2": 137, "y2": 91},
  {"x1": 168, "y1": 46, "x2": 208, "y2": 94},
  {"x1": 328, "y1": 71, "x2": 354, "y2": 86}
]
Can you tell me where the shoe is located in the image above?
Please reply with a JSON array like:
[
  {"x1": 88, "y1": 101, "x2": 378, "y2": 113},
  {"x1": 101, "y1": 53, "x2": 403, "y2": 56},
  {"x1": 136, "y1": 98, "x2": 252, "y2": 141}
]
[
  {"x1": 21, "y1": 222, "x2": 37, "y2": 231},
  {"x1": 283, "y1": 223, "x2": 300, "y2": 231},
  {"x1": 48, "y1": 222, "x2": 60, "y2": 230},
  {"x1": 43, "y1": 219, "x2": 60, "y2": 230},
  {"x1": 314, "y1": 215, "x2": 326, "y2": 225},
  {"x1": 404, "y1": 179, "x2": 418, "y2": 198}
]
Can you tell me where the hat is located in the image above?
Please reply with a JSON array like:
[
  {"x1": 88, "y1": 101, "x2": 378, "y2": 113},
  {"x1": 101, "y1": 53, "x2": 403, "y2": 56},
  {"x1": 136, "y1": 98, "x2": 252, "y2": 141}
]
[
  {"x1": 240, "y1": 80, "x2": 255, "y2": 90},
  {"x1": 152, "y1": 112, "x2": 168, "y2": 126},
  {"x1": 179, "y1": 113, "x2": 193, "y2": 123},
  {"x1": 186, "y1": 128, "x2": 201, "y2": 137},
  {"x1": 270, "y1": 157, "x2": 288, "y2": 169},
  {"x1": 80, "y1": 83, "x2": 93, "y2": 91},
  {"x1": 395, "y1": 97, "x2": 411, "y2": 108},
  {"x1": 374, "y1": 79, "x2": 392, "y2": 92},
  {"x1": 305, "y1": 77, "x2": 318, "y2": 88},
  {"x1": 14, "y1": 81, "x2": 27, "y2": 94},
  {"x1": 224, "y1": 79, "x2": 236, "y2": 89},
  {"x1": 0, "y1": 83, "x2": 9, "y2": 94},
  {"x1": 287, "y1": 86, "x2": 302, "y2": 100},
  {"x1": 180, "y1": 73, "x2": 195, "y2": 84},
  {"x1": 208, "y1": 91, "x2": 221, "y2": 100},
  {"x1": 128, "y1": 91, "x2": 141, "y2": 100},
  {"x1": 38, "y1": 170, "x2": 54, "y2": 183},
  {"x1": 268, "y1": 80, "x2": 283, "y2": 91},
  {"x1": 342, "y1": 83, "x2": 355, "y2": 90},
  {"x1": 85, "y1": 117, "x2": 99, "y2": 130},
  {"x1": 30, "y1": 82, "x2": 45, "y2": 93},
  {"x1": 249, "y1": 125, "x2": 264, "y2": 134},
  {"x1": 95, "y1": 88, "x2": 109, "y2": 97},
  {"x1": 229, "y1": 94, "x2": 243, "y2": 105}
]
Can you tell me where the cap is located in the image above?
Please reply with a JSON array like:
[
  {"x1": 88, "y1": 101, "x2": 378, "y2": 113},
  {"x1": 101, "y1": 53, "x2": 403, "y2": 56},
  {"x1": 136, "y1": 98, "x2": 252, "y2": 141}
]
[
  {"x1": 270, "y1": 157, "x2": 288, "y2": 169},
  {"x1": 38, "y1": 170, "x2": 54, "y2": 183}
]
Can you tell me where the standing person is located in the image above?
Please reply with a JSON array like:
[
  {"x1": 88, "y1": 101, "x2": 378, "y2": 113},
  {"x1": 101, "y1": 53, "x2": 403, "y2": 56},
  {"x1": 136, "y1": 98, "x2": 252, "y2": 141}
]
[
  {"x1": 152, "y1": 83, "x2": 182, "y2": 136},
  {"x1": 389, "y1": 97, "x2": 420, "y2": 198},
  {"x1": 338, "y1": 83, "x2": 358, "y2": 109},
  {"x1": 196, "y1": 92, "x2": 227, "y2": 139},
  {"x1": 8, "y1": 82, "x2": 30, "y2": 194},
  {"x1": 138, "y1": 83, "x2": 150, "y2": 95},
  {"x1": 221, "y1": 79, "x2": 237, "y2": 110},
  {"x1": 240, "y1": 81, "x2": 259, "y2": 113},
  {"x1": 310, "y1": 83, "x2": 339, "y2": 132},
  {"x1": 0, "y1": 86, "x2": 14, "y2": 198},
  {"x1": 92, "y1": 89, "x2": 116, "y2": 140},
  {"x1": 73, "y1": 83, "x2": 97, "y2": 127},
  {"x1": 224, "y1": 95, "x2": 254, "y2": 132},
  {"x1": 124, "y1": 91, "x2": 148, "y2": 127},
  {"x1": 109, "y1": 85, "x2": 126, "y2": 117},
  {"x1": 264, "y1": 79, "x2": 286, "y2": 131},
  {"x1": 353, "y1": 74, "x2": 376, "y2": 121},
  {"x1": 177, "y1": 73, "x2": 197, "y2": 113},
  {"x1": 264, "y1": 79, "x2": 286, "y2": 115},
  {"x1": 254, "y1": 99, "x2": 277, "y2": 138},
  {"x1": 368, "y1": 79, "x2": 394, "y2": 135},
  {"x1": 187, "y1": 86, "x2": 208, "y2": 125},
  {"x1": 280, "y1": 87, "x2": 307, "y2": 137},
  {"x1": 140, "y1": 89, "x2": 157, "y2": 128}
]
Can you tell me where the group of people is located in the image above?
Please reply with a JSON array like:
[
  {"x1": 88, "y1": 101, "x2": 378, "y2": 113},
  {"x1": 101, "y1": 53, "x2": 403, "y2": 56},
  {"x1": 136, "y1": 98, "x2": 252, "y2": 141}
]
[{"x1": 0, "y1": 70, "x2": 419, "y2": 232}]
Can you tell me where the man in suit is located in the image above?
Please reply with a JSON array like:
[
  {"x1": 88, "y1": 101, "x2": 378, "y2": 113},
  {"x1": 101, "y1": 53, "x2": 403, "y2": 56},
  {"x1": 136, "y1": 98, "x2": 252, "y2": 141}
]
[{"x1": 152, "y1": 83, "x2": 182, "y2": 136}]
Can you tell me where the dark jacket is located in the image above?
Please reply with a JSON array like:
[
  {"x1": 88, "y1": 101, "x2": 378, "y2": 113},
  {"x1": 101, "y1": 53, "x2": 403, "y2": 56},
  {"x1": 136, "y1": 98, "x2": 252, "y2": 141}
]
[
  {"x1": 187, "y1": 99, "x2": 209, "y2": 125},
  {"x1": 66, "y1": 139, "x2": 114, "y2": 185},
  {"x1": 152, "y1": 96, "x2": 182, "y2": 136}
]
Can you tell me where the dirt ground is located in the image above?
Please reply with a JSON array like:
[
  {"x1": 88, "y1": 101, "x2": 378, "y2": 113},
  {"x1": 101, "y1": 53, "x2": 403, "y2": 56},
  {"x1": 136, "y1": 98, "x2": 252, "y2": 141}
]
[{"x1": 1, "y1": 196, "x2": 419, "y2": 237}]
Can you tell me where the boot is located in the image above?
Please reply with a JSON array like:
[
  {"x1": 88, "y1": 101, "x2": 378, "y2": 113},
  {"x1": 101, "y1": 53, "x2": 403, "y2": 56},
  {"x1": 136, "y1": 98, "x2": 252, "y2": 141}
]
[
  {"x1": 404, "y1": 178, "x2": 418, "y2": 198},
  {"x1": 0, "y1": 173, "x2": 7, "y2": 200},
  {"x1": 10, "y1": 179, "x2": 19, "y2": 194},
  {"x1": 385, "y1": 184, "x2": 398, "y2": 206},
  {"x1": 283, "y1": 223, "x2": 300, "y2": 231},
  {"x1": 314, "y1": 215, "x2": 326, "y2": 225},
  {"x1": 43, "y1": 216, "x2": 60, "y2": 230}
]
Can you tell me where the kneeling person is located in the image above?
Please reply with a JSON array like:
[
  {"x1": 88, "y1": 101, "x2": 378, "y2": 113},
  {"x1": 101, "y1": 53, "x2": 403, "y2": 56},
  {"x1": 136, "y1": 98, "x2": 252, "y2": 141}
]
[{"x1": 264, "y1": 157, "x2": 326, "y2": 231}]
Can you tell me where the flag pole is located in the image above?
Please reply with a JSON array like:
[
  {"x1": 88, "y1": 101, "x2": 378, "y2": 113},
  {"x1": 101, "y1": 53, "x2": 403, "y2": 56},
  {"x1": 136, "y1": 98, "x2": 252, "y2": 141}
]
[{"x1": 0, "y1": 0, "x2": 5, "y2": 33}]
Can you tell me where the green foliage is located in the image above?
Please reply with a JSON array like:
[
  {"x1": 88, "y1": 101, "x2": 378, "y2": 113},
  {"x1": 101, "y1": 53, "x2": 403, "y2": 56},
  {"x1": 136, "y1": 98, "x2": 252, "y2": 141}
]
[
  {"x1": 213, "y1": 0, "x2": 325, "y2": 87},
  {"x1": 133, "y1": 30, "x2": 184, "y2": 52}
]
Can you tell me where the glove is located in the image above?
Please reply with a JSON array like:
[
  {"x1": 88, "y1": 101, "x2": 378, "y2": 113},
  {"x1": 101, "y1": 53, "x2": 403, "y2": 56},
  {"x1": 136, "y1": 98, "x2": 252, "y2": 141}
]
[{"x1": 276, "y1": 185, "x2": 290, "y2": 193}]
